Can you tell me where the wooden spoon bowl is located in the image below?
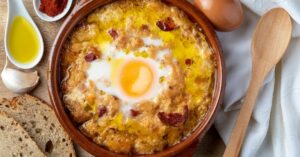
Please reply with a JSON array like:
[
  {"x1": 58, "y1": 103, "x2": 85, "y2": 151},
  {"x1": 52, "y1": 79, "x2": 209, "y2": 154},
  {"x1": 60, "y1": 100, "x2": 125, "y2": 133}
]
[{"x1": 48, "y1": 0, "x2": 225, "y2": 156}]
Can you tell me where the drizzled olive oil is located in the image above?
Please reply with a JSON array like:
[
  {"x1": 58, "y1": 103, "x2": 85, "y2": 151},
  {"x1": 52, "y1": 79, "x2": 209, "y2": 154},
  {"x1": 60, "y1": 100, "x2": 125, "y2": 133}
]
[{"x1": 8, "y1": 16, "x2": 39, "y2": 64}]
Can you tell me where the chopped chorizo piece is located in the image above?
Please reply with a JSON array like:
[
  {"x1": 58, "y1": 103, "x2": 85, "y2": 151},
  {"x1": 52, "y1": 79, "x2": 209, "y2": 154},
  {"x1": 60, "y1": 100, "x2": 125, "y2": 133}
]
[
  {"x1": 185, "y1": 58, "x2": 194, "y2": 66},
  {"x1": 130, "y1": 109, "x2": 140, "y2": 117},
  {"x1": 156, "y1": 17, "x2": 178, "y2": 31},
  {"x1": 84, "y1": 53, "x2": 97, "y2": 62},
  {"x1": 84, "y1": 47, "x2": 100, "y2": 62},
  {"x1": 108, "y1": 29, "x2": 119, "y2": 40},
  {"x1": 158, "y1": 106, "x2": 188, "y2": 127},
  {"x1": 98, "y1": 106, "x2": 107, "y2": 117}
]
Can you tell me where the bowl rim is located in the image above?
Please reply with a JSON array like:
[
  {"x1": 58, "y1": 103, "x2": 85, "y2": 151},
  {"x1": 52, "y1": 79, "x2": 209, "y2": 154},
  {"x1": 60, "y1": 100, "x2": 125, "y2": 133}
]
[{"x1": 48, "y1": 0, "x2": 225, "y2": 156}]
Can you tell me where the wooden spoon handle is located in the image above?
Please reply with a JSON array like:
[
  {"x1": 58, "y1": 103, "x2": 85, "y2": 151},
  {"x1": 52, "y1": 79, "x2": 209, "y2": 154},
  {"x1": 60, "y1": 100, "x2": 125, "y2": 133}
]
[{"x1": 223, "y1": 62, "x2": 268, "y2": 157}]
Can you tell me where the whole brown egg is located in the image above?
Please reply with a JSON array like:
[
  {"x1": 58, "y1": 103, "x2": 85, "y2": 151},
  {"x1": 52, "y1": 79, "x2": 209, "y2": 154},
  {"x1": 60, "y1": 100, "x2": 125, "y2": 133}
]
[{"x1": 194, "y1": 0, "x2": 244, "y2": 31}]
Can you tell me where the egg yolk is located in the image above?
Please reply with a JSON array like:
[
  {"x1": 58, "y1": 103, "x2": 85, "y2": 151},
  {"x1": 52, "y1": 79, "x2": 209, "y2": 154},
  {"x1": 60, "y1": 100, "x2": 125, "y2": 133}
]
[{"x1": 119, "y1": 60, "x2": 154, "y2": 97}]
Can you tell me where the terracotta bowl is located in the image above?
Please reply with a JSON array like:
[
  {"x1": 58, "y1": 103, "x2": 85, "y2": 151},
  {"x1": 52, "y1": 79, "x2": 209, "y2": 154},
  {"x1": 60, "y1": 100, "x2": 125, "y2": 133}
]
[{"x1": 48, "y1": 0, "x2": 225, "y2": 156}]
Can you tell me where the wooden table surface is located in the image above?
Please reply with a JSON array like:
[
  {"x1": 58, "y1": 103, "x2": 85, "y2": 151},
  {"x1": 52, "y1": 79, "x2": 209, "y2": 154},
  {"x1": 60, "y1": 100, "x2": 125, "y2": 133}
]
[{"x1": 0, "y1": 0, "x2": 225, "y2": 156}]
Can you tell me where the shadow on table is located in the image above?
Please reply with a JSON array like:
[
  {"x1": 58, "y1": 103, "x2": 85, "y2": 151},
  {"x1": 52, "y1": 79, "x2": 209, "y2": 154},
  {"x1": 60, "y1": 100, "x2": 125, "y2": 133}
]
[{"x1": 193, "y1": 126, "x2": 225, "y2": 157}]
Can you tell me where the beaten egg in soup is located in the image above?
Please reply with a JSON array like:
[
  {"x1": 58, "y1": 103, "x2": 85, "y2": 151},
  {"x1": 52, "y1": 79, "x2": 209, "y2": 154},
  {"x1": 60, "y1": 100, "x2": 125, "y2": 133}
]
[{"x1": 61, "y1": 0, "x2": 215, "y2": 155}]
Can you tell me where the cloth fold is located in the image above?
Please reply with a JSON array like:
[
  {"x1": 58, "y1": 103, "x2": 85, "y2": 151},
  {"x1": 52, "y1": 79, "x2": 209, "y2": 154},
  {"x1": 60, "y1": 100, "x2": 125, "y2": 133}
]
[{"x1": 241, "y1": 0, "x2": 300, "y2": 36}]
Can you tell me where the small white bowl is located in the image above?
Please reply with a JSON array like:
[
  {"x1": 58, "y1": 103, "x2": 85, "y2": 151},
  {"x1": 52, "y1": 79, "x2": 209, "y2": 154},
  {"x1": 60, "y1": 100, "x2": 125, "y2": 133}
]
[{"x1": 33, "y1": 0, "x2": 73, "y2": 22}]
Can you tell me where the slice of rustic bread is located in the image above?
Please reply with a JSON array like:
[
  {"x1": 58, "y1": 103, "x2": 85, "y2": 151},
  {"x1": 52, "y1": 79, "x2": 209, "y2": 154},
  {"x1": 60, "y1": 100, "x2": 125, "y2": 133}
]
[
  {"x1": 0, "y1": 95, "x2": 76, "y2": 157},
  {"x1": 0, "y1": 110, "x2": 46, "y2": 157}
]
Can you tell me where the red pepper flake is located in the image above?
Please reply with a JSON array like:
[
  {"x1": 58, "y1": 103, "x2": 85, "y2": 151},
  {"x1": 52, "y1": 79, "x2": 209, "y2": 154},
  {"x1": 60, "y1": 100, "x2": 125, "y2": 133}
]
[
  {"x1": 185, "y1": 59, "x2": 194, "y2": 66},
  {"x1": 108, "y1": 29, "x2": 118, "y2": 40},
  {"x1": 156, "y1": 17, "x2": 179, "y2": 31},
  {"x1": 84, "y1": 52, "x2": 97, "y2": 62},
  {"x1": 141, "y1": 24, "x2": 150, "y2": 31},
  {"x1": 98, "y1": 106, "x2": 107, "y2": 117},
  {"x1": 158, "y1": 106, "x2": 188, "y2": 127},
  {"x1": 39, "y1": 0, "x2": 68, "y2": 17},
  {"x1": 130, "y1": 109, "x2": 140, "y2": 117},
  {"x1": 183, "y1": 106, "x2": 188, "y2": 121}
]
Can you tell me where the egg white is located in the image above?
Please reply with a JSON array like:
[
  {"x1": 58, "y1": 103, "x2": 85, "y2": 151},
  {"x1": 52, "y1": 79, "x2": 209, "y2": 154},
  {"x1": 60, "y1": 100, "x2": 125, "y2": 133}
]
[{"x1": 86, "y1": 38, "x2": 174, "y2": 117}]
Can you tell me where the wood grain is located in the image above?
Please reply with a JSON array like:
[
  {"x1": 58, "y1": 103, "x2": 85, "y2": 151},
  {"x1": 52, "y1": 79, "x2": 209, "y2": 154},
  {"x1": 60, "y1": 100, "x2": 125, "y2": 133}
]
[{"x1": 0, "y1": 1, "x2": 225, "y2": 157}]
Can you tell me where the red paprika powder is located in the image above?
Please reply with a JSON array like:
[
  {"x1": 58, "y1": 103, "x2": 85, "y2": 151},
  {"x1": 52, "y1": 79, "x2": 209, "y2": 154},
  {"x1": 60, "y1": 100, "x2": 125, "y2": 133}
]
[{"x1": 39, "y1": 0, "x2": 68, "y2": 17}]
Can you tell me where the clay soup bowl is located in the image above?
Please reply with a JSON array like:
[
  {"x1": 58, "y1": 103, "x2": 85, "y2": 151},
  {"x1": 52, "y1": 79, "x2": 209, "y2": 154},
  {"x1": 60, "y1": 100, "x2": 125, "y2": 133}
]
[{"x1": 48, "y1": 0, "x2": 225, "y2": 156}]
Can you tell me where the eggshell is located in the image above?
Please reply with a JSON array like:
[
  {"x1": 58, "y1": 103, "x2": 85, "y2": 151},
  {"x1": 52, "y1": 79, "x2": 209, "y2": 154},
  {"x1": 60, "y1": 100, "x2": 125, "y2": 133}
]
[{"x1": 194, "y1": 0, "x2": 244, "y2": 31}]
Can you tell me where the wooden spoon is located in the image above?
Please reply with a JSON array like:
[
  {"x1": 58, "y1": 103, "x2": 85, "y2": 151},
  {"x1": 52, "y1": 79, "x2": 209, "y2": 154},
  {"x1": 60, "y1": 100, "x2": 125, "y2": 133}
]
[{"x1": 223, "y1": 8, "x2": 292, "y2": 157}]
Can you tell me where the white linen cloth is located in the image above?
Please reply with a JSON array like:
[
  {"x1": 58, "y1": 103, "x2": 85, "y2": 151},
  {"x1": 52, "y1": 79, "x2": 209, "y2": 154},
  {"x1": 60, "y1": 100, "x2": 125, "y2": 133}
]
[{"x1": 209, "y1": 0, "x2": 300, "y2": 157}]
